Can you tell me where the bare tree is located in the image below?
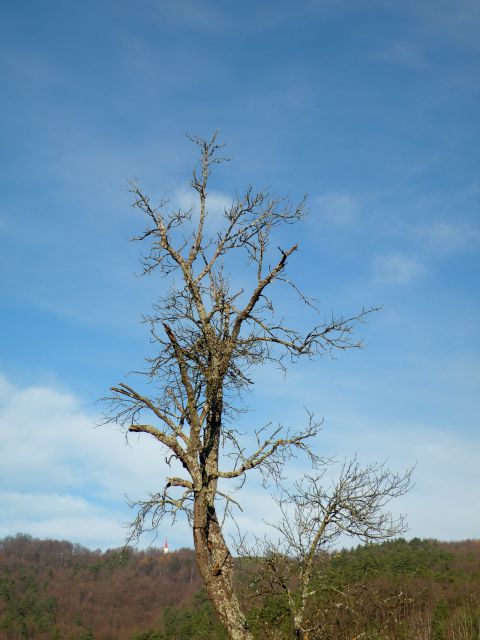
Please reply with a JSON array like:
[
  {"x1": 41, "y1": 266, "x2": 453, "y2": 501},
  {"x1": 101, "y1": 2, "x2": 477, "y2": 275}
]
[
  {"x1": 105, "y1": 133, "x2": 377, "y2": 640},
  {"x1": 239, "y1": 458, "x2": 413, "y2": 640}
]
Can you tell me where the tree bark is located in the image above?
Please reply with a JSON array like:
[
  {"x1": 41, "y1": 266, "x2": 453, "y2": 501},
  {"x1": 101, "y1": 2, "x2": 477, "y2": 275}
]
[
  {"x1": 193, "y1": 492, "x2": 254, "y2": 640},
  {"x1": 294, "y1": 624, "x2": 308, "y2": 640}
]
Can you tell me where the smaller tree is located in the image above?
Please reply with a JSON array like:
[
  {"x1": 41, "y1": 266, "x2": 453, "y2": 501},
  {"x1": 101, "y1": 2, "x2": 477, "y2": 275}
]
[{"x1": 239, "y1": 458, "x2": 413, "y2": 640}]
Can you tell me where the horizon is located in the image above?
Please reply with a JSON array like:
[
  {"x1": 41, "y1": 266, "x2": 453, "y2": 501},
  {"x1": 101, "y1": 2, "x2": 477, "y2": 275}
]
[{"x1": 3, "y1": 531, "x2": 479, "y2": 555}]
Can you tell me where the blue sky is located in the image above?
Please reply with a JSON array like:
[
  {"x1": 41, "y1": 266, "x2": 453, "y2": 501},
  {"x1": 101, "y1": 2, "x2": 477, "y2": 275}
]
[{"x1": 1, "y1": 0, "x2": 479, "y2": 550}]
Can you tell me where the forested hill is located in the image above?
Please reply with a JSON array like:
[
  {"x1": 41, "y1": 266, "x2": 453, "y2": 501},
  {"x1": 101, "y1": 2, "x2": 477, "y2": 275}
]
[
  {"x1": 0, "y1": 534, "x2": 205, "y2": 640},
  {"x1": 0, "y1": 534, "x2": 479, "y2": 640}
]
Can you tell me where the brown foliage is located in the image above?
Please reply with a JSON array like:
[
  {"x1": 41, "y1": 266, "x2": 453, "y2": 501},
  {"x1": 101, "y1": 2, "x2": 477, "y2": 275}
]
[{"x1": 0, "y1": 534, "x2": 201, "y2": 640}]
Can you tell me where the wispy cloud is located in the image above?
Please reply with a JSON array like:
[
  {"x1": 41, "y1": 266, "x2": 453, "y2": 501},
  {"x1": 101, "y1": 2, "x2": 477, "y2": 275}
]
[
  {"x1": 314, "y1": 192, "x2": 358, "y2": 228},
  {"x1": 153, "y1": 1, "x2": 231, "y2": 32},
  {"x1": 375, "y1": 39, "x2": 430, "y2": 70},
  {"x1": 325, "y1": 420, "x2": 480, "y2": 541},
  {"x1": 0, "y1": 47, "x2": 61, "y2": 87},
  {"x1": 415, "y1": 221, "x2": 480, "y2": 253},
  {"x1": 174, "y1": 185, "x2": 232, "y2": 232},
  {"x1": 405, "y1": 0, "x2": 480, "y2": 54},
  {"x1": 0, "y1": 493, "x2": 125, "y2": 549},
  {"x1": 2, "y1": 360, "x2": 479, "y2": 549},
  {"x1": 151, "y1": 1, "x2": 308, "y2": 35},
  {"x1": 364, "y1": 0, "x2": 480, "y2": 54},
  {"x1": 372, "y1": 253, "x2": 426, "y2": 284}
]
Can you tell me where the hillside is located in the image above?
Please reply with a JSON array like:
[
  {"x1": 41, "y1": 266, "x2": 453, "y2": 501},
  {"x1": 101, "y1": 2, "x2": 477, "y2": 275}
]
[{"x1": 0, "y1": 535, "x2": 479, "y2": 639}]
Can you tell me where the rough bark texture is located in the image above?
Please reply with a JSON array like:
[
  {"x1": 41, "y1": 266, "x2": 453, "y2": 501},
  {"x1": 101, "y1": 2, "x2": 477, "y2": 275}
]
[{"x1": 193, "y1": 494, "x2": 253, "y2": 640}]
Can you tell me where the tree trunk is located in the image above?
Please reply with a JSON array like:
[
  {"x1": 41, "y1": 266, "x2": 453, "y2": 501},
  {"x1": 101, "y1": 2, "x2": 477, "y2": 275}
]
[
  {"x1": 193, "y1": 492, "x2": 254, "y2": 640},
  {"x1": 294, "y1": 625, "x2": 308, "y2": 640}
]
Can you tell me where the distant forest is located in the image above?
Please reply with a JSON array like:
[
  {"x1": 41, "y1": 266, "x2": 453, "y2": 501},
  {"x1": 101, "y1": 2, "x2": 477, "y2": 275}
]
[{"x1": 0, "y1": 534, "x2": 479, "y2": 639}]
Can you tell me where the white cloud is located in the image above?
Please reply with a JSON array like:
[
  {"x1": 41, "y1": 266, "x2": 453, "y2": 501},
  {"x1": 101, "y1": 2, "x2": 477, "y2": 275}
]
[
  {"x1": 0, "y1": 374, "x2": 190, "y2": 549},
  {"x1": 376, "y1": 39, "x2": 428, "y2": 69},
  {"x1": 241, "y1": 356, "x2": 480, "y2": 542},
  {"x1": 372, "y1": 253, "x2": 426, "y2": 284},
  {"x1": 324, "y1": 420, "x2": 480, "y2": 542},
  {"x1": 226, "y1": 418, "x2": 480, "y2": 545},
  {"x1": 314, "y1": 192, "x2": 358, "y2": 228},
  {"x1": 0, "y1": 47, "x2": 60, "y2": 87},
  {"x1": 416, "y1": 221, "x2": 480, "y2": 253},
  {"x1": 0, "y1": 492, "x2": 125, "y2": 549},
  {"x1": 1, "y1": 371, "x2": 478, "y2": 551},
  {"x1": 401, "y1": 0, "x2": 480, "y2": 54},
  {"x1": 157, "y1": 1, "x2": 231, "y2": 32},
  {"x1": 175, "y1": 185, "x2": 232, "y2": 232}
]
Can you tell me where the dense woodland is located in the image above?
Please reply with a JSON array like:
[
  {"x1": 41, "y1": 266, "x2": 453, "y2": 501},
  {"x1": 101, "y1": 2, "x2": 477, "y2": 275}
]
[{"x1": 0, "y1": 534, "x2": 479, "y2": 640}]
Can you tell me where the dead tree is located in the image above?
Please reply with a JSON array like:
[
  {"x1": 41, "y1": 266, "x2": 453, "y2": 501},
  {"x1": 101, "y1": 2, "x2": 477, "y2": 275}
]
[
  {"x1": 105, "y1": 133, "x2": 377, "y2": 640},
  {"x1": 240, "y1": 458, "x2": 413, "y2": 640}
]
